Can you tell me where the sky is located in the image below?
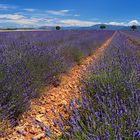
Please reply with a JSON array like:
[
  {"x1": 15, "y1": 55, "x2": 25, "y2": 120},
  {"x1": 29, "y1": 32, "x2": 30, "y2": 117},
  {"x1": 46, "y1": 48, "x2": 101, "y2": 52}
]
[{"x1": 0, "y1": 0, "x2": 140, "y2": 27}]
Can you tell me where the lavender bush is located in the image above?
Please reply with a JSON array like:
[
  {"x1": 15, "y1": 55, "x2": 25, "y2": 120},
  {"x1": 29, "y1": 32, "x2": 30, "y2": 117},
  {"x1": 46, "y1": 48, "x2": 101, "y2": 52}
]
[
  {"x1": 123, "y1": 30, "x2": 140, "y2": 46},
  {"x1": 53, "y1": 32, "x2": 140, "y2": 139},
  {"x1": 0, "y1": 30, "x2": 113, "y2": 134}
]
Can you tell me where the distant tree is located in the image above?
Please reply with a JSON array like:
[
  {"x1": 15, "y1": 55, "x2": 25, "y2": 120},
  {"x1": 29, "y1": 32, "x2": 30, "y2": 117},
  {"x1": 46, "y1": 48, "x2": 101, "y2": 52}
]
[
  {"x1": 131, "y1": 25, "x2": 137, "y2": 31},
  {"x1": 56, "y1": 26, "x2": 61, "y2": 30},
  {"x1": 100, "y1": 25, "x2": 106, "y2": 30}
]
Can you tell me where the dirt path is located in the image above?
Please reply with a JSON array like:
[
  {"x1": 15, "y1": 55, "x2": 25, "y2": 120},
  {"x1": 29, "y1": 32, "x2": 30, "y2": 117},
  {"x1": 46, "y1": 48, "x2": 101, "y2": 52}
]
[{"x1": 3, "y1": 33, "x2": 115, "y2": 140}]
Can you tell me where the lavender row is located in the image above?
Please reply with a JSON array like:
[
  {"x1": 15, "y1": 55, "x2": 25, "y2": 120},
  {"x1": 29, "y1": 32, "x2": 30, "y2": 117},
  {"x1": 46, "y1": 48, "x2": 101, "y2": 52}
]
[
  {"x1": 0, "y1": 30, "x2": 113, "y2": 134},
  {"x1": 53, "y1": 31, "x2": 140, "y2": 139},
  {"x1": 123, "y1": 31, "x2": 140, "y2": 46},
  {"x1": 123, "y1": 30, "x2": 140, "y2": 40}
]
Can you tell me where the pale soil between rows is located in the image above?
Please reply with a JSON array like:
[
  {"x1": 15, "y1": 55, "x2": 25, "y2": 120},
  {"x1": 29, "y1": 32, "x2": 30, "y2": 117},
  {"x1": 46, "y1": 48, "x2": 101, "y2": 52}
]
[{"x1": 2, "y1": 33, "x2": 115, "y2": 140}]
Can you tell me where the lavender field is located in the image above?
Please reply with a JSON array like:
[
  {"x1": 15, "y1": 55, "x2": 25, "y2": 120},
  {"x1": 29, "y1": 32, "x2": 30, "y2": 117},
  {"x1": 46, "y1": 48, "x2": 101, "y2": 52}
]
[
  {"x1": 0, "y1": 30, "x2": 113, "y2": 134},
  {"x1": 0, "y1": 30, "x2": 139, "y2": 139}
]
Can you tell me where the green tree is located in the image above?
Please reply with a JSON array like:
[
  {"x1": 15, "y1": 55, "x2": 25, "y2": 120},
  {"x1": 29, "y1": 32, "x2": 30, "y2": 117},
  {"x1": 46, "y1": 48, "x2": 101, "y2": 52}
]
[
  {"x1": 56, "y1": 26, "x2": 61, "y2": 30},
  {"x1": 131, "y1": 25, "x2": 137, "y2": 31},
  {"x1": 100, "y1": 25, "x2": 106, "y2": 30}
]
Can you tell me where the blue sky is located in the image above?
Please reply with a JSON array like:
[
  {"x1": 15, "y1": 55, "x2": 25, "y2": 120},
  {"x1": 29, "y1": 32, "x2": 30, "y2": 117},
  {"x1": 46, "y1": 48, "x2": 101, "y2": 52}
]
[{"x1": 0, "y1": 0, "x2": 139, "y2": 27}]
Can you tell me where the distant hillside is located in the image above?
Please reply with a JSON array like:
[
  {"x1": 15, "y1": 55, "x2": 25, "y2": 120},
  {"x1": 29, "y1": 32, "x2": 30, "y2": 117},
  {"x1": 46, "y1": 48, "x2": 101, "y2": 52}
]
[
  {"x1": 40, "y1": 24, "x2": 140, "y2": 31},
  {"x1": 39, "y1": 26, "x2": 79, "y2": 30},
  {"x1": 78, "y1": 24, "x2": 140, "y2": 30},
  {"x1": 39, "y1": 26, "x2": 56, "y2": 30}
]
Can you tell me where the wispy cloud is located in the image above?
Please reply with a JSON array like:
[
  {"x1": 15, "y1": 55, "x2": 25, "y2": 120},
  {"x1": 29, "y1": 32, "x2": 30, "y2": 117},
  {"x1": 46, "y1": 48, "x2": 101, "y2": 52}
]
[
  {"x1": 108, "y1": 20, "x2": 140, "y2": 26},
  {"x1": 0, "y1": 14, "x2": 24, "y2": 20},
  {"x1": 74, "y1": 14, "x2": 80, "y2": 17},
  {"x1": 128, "y1": 20, "x2": 140, "y2": 26},
  {"x1": 24, "y1": 8, "x2": 36, "y2": 12},
  {"x1": 108, "y1": 21, "x2": 126, "y2": 26},
  {"x1": 0, "y1": 13, "x2": 100, "y2": 27},
  {"x1": 0, "y1": 14, "x2": 42, "y2": 26},
  {"x1": 46, "y1": 10, "x2": 70, "y2": 16},
  {"x1": 0, "y1": 4, "x2": 17, "y2": 10},
  {"x1": 60, "y1": 19, "x2": 100, "y2": 26}
]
